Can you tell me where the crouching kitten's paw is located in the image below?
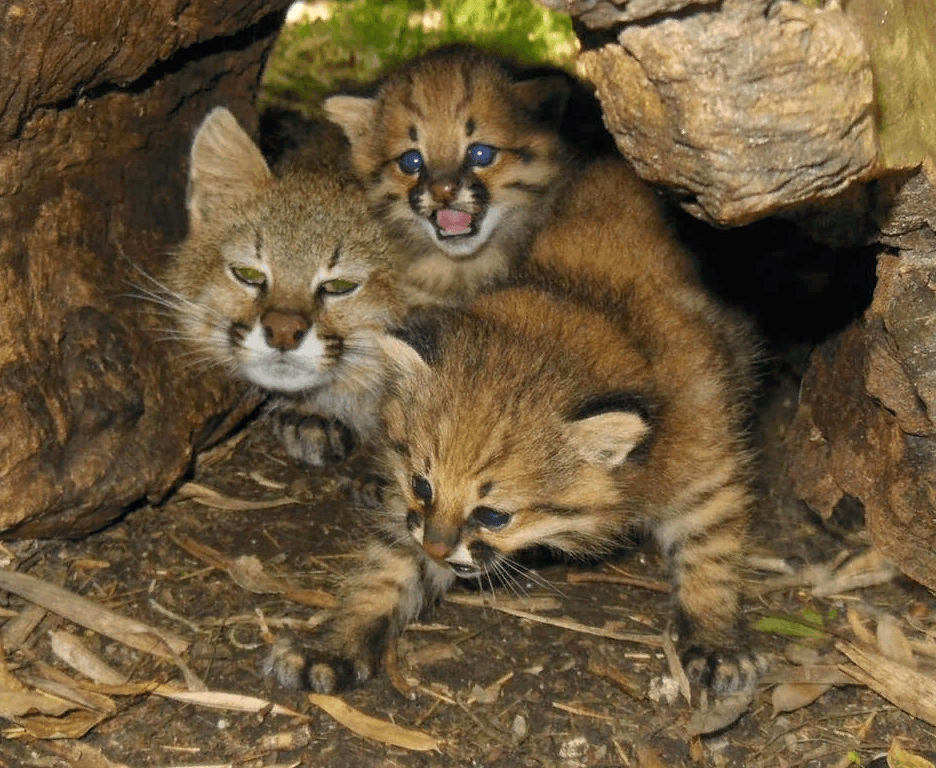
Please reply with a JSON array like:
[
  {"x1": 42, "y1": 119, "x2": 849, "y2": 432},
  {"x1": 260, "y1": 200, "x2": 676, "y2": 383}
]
[
  {"x1": 270, "y1": 411, "x2": 356, "y2": 467},
  {"x1": 263, "y1": 638, "x2": 377, "y2": 693},
  {"x1": 682, "y1": 646, "x2": 765, "y2": 697}
]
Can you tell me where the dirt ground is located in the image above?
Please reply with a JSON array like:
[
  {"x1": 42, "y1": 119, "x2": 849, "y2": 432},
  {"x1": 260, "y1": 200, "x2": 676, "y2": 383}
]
[{"x1": 2, "y1": 368, "x2": 936, "y2": 768}]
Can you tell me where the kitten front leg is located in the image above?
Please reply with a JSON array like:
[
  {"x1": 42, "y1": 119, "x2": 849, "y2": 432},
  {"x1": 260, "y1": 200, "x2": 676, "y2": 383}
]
[
  {"x1": 660, "y1": 481, "x2": 761, "y2": 696},
  {"x1": 265, "y1": 541, "x2": 454, "y2": 693}
]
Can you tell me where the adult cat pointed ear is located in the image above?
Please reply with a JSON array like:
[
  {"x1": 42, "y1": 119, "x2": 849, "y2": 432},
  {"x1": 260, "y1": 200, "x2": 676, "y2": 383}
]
[
  {"x1": 324, "y1": 95, "x2": 377, "y2": 154},
  {"x1": 187, "y1": 107, "x2": 272, "y2": 232}
]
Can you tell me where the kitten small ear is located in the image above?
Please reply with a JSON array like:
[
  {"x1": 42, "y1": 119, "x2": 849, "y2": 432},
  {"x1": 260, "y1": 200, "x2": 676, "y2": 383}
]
[
  {"x1": 187, "y1": 107, "x2": 272, "y2": 231},
  {"x1": 377, "y1": 333, "x2": 434, "y2": 380},
  {"x1": 567, "y1": 395, "x2": 652, "y2": 470},
  {"x1": 324, "y1": 95, "x2": 377, "y2": 153},
  {"x1": 512, "y1": 75, "x2": 571, "y2": 126},
  {"x1": 378, "y1": 310, "x2": 446, "y2": 379}
]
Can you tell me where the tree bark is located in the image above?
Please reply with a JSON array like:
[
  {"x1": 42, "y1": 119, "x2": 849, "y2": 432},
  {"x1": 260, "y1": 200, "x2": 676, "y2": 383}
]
[{"x1": 0, "y1": 0, "x2": 289, "y2": 536}]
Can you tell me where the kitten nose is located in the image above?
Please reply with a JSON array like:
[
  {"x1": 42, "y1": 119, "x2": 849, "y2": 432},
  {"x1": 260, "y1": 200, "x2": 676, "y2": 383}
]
[
  {"x1": 423, "y1": 538, "x2": 453, "y2": 560},
  {"x1": 261, "y1": 309, "x2": 310, "y2": 351},
  {"x1": 423, "y1": 521, "x2": 458, "y2": 560},
  {"x1": 429, "y1": 177, "x2": 459, "y2": 204}
]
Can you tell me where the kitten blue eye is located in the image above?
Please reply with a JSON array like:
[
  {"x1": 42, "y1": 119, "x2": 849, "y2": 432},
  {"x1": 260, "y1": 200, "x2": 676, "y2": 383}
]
[
  {"x1": 471, "y1": 506, "x2": 511, "y2": 529},
  {"x1": 411, "y1": 475, "x2": 432, "y2": 502},
  {"x1": 467, "y1": 143, "x2": 497, "y2": 168},
  {"x1": 398, "y1": 150, "x2": 423, "y2": 174}
]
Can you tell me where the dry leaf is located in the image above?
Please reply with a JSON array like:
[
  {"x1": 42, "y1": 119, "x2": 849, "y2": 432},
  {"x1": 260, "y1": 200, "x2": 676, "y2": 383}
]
[
  {"x1": 0, "y1": 691, "x2": 79, "y2": 718},
  {"x1": 21, "y1": 675, "x2": 117, "y2": 715},
  {"x1": 11, "y1": 709, "x2": 108, "y2": 740},
  {"x1": 158, "y1": 689, "x2": 304, "y2": 718},
  {"x1": 888, "y1": 737, "x2": 936, "y2": 768},
  {"x1": 174, "y1": 481, "x2": 298, "y2": 510},
  {"x1": 0, "y1": 569, "x2": 188, "y2": 658},
  {"x1": 406, "y1": 641, "x2": 463, "y2": 668},
  {"x1": 877, "y1": 614, "x2": 916, "y2": 667},
  {"x1": 227, "y1": 555, "x2": 290, "y2": 593},
  {"x1": 662, "y1": 628, "x2": 691, "y2": 704},
  {"x1": 587, "y1": 659, "x2": 644, "y2": 700},
  {"x1": 2, "y1": 603, "x2": 49, "y2": 650},
  {"x1": 307, "y1": 693, "x2": 442, "y2": 751},
  {"x1": 49, "y1": 630, "x2": 129, "y2": 685},
  {"x1": 762, "y1": 665, "x2": 855, "y2": 686},
  {"x1": 635, "y1": 744, "x2": 673, "y2": 768},
  {"x1": 838, "y1": 641, "x2": 936, "y2": 727},
  {"x1": 770, "y1": 682, "x2": 831, "y2": 715},
  {"x1": 466, "y1": 672, "x2": 513, "y2": 705},
  {"x1": 0, "y1": 634, "x2": 24, "y2": 691},
  {"x1": 169, "y1": 533, "x2": 336, "y2": 609},
  {"x1": 685, "y1": 690, "x2": 754, "y2": 736}
]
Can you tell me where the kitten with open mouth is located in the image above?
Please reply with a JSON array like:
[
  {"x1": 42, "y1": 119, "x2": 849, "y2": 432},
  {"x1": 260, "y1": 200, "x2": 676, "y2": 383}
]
[
  {"x1": 434, "y1": 208, "x2": 474, "y2": 237},
  {"x1": 325, "y1": 44, "x2": 574, "y2": 305}
]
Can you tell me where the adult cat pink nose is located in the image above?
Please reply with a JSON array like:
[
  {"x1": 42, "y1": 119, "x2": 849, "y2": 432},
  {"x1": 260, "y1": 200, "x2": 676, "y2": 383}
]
[{"x1": 262, "y1": 309, "x2": 309, "y2": 351}]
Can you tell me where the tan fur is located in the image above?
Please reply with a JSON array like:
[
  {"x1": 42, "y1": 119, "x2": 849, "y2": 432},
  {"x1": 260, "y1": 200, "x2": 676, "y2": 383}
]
[
  {"x1": 265, "y1": 158, "x2": 760, "y2": 695},
  {"x1": 325, "y1": 45, "x2": 571, "y2": 306},
  {"x1": 163, "y1": 107, "x2": 406, "y2": 464}
]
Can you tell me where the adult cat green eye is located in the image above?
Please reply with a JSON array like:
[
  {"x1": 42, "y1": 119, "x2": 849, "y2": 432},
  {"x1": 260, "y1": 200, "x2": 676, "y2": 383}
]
[
  {"x1": 230, "y1": 266, "x2": 266, "y2": 286},
  {"x1": 320, "y1": 279, "x2": 359, "y2": 295}
]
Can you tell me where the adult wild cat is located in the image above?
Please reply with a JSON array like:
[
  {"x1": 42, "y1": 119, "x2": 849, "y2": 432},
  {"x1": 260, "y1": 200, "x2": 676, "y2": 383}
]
[
  {"x1": 324, "y1": 44, "x2": 576, "y2": 306},
  {"x1": 163, "y1": 108, "x2": 405, "y2": 465},
  {"x1": 266, "y1": 158, "x2": 760, "y2": 696}
]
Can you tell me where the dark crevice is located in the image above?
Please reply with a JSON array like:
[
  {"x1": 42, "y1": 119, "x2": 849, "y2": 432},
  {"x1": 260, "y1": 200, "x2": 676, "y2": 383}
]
[
  {"x1": 575, "y1": 0, "x2": 726, "y2": 52},
  {"x1": 34, "y1": 9, "x2": 287, "y2": 122}
]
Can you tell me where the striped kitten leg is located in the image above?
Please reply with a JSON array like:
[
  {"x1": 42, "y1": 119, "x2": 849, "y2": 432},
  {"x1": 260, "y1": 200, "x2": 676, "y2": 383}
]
[
  {"x1": 264, "y1": 541, "x2": 454, "y2": 693},
  {"x1": 658, "y1": 473, "x2": 760, "y2": 695}
]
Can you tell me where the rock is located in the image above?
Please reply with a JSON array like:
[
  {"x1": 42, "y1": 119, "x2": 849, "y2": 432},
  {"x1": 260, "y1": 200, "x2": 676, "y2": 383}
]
[
  {"x1": 571, "y1": 0, "x2": 876, "y2": 225},
  {"x1": 785, "y1": 168, "x2": 936, "y2": 593},
  {"x1": 0, "y1": 0, "x2": 288, "y2": 536}
]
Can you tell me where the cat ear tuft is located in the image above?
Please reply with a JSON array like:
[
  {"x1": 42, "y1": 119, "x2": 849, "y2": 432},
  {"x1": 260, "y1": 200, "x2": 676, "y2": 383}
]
[
  {"x1": 324, "y1": 95, "x2": 377, "y2": 153},
  {"x1": 567, "y1": 394, "x2": 652, "y2": 470},
  {"x1": 187, "y1": 107, "x2": 272, "y2": 231},
  {"x1": 512, "y1": 75, "x2": 571, "y2": 127}
]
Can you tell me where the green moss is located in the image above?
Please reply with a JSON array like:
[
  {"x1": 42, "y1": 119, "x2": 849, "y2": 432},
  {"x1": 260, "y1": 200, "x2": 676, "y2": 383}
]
[
  {"x1": 847, "y1": 0, "x2": 936, "y2": 170},
  {"x1": 260, "y1": 0, "x2": 578, "y2": 116}
]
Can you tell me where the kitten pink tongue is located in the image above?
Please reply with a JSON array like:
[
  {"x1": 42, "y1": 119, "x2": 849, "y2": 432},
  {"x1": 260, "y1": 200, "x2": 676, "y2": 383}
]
[{"x1": 436, "y1": 208, "x2": 472, "y2": 235}]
